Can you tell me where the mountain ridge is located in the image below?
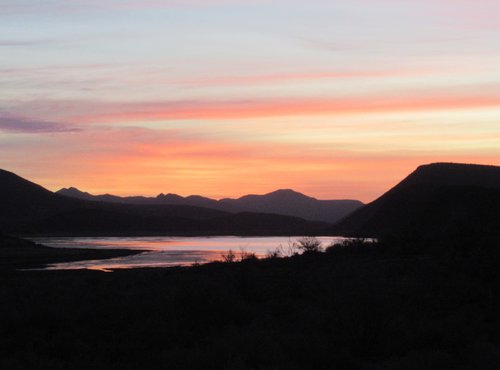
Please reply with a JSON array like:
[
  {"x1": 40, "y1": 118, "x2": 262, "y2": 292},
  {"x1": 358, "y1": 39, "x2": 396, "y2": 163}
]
[
  {"x1": 0, "y1": 169, "x2": 328, "y2": 236},
  {"x1": 56, "y1": 187, "x2": 363, "y2": 223}
]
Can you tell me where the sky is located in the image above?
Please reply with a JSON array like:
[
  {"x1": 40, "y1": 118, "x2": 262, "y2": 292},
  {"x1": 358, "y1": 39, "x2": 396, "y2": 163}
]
[{"x1": 1, "y1": 0, "x2": 500, "y2": 202}]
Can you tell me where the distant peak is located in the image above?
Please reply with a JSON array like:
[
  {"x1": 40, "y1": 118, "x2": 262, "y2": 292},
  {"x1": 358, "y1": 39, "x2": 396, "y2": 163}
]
[
  {"x1": 57, "y1": 187, "x2": 85, "y2": 194},
  {"x1": 265, "y1": 189, "x2": 313, "y2": 200},
  {"x1": 56, "y1": 187, "x2": 95, "y2": 199},
  {"x1": 270, "y1": 189, "x2": 301, "y2": 194},
  {"x1": 156, "y1": 193, "x2": 183, "y2": 200}
]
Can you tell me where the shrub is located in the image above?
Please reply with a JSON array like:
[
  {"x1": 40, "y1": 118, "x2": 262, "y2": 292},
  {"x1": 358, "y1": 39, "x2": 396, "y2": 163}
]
[
  {"x1": 221, "y1": 250, "x2": 236, "y2": 263},
  {"x1": 296, "y1": 237, "x2": 323, "y2": 253},
  {"x1": 239, "y1": 248, "x2": 258, "y2": 261},
  {"x1": 325, "y1": 238, "x2": 375, "y2": 254},
  {"x1": 266, "y1": 248, "x2": 282, "y2": 259}
]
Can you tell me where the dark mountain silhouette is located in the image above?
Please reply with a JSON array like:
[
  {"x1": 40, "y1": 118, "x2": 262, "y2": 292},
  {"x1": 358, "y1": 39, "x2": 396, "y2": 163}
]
[
  {"x1": 335, "y1": 163, "x2": 500, "y2": 238},
  {"x1": 57, "y1": 187, "x2": 363, "y2": 223},
  {"x1": 0, "y1": 169, "x2": 327, "y2": 236},
  {"x1": 57, "y1": 187, "x2": 160, "y2": 204},
  {"x1": 0, "y1": 169, "x2": 76, "y2": 230},
  {"x1": 219, "y1": 189, "x2": 363, "y2": 223},
  {"x1": 56, "y1": 187, "x2": 93, "y2": 200}
]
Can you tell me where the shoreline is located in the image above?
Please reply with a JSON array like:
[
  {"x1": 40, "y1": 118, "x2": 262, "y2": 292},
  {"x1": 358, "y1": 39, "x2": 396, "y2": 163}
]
[{"x1": 0, "y1": 235, "x2": 143, "y2": 270}]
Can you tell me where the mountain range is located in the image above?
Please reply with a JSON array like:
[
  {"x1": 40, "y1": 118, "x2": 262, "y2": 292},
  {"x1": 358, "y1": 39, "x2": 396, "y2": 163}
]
[
  {"x1": 2, "y1": 162, "x2": 500, "y2": 239},
  {"x1": 0, "y1": 169, "x2": 329, "y2": 236},
  {"x1": 56, "y1": 187, "x2": 363, "y2": 224}
]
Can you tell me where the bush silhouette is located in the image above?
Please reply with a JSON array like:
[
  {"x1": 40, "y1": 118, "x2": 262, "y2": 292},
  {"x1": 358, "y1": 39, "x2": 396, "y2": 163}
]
[
  {"x1": 221, "y1": 249, "x2": 236, "y2": 263},
  {"x1": 296, "y1": 237, "x2": 323, "y2": 253}
]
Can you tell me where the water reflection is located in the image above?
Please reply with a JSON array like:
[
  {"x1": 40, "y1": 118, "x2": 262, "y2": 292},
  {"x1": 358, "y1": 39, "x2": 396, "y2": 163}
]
[{"x1": 29, "y1": 236, "x2": 348, "y2": 271}]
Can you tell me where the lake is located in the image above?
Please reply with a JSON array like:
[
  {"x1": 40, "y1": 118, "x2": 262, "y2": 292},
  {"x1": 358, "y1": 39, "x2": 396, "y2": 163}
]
[{"x1": 29, "y1": 236, "x2": 349, "y2": 271}]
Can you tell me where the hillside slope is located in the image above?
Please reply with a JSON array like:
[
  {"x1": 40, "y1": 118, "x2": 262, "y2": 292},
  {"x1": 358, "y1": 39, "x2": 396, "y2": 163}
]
[{"x1": 335, "y1": 163, "x2": 500, "y2": 238}]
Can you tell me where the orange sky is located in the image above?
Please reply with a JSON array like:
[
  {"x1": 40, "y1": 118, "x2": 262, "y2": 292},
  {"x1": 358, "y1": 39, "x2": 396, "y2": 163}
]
[{"x1": 1, "y1": 0, "x2": 500, "y2": 202}]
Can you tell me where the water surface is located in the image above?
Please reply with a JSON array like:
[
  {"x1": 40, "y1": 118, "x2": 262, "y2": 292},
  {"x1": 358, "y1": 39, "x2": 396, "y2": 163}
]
[{"x1": 30, "y1": 236, "x2": 348, "y2": 271}]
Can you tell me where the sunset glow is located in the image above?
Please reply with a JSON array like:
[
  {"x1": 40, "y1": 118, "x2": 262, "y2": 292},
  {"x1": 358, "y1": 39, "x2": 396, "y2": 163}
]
[{"x1": 2, "y1": 0, "x2": 500, "y2": 202}]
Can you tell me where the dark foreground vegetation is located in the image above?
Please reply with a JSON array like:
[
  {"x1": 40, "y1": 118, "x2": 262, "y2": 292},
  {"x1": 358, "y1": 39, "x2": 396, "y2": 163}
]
[{"x1": 2, "y1": 236, "x2": 500, "y2": 369}]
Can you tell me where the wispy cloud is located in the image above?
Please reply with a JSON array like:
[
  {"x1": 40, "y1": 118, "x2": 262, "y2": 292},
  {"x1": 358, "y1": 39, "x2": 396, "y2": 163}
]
[
  {"x1": 175, "y1": 69, "x2": 420, "y2": 86},
  {"x1": 0, "y1": 116, "x2": 79, "y2": 134},
  {"x1": 4, "y1": 87, "x2": 500, "y2": 126},
  {"x1": 0, "y1": 0, "x2": 270, "y2": 16},
  {"x1": 0, "y1": 39, "x2": 54, "y2": 47},
  {"x1": 47, "y1": 93, "x2": 500, "y2": 124}
]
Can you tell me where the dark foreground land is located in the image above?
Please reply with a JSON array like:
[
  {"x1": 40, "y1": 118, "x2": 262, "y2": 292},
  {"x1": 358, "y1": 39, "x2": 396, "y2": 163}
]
[{"x1": 1, "y1": 238, "x2": 500, "y2": 370}]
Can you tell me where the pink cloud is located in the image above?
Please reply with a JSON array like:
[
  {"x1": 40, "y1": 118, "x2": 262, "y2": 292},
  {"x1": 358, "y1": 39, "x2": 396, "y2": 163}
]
[
  {"x1": 68, "y1": 93, "x2": 500, "y2": 123},
  {"x1": 173, "y1": 69, "x2": 425, "y2": 86},
  {"x1": 5, "y1": 86, "x2": 500, "y2": 127}
]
